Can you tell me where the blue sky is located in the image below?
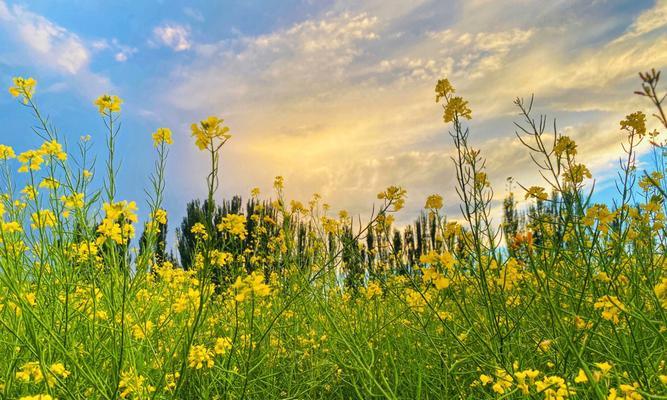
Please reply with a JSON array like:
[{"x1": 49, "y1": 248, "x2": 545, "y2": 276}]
[{"x1": 1, "y1": 0, "x2": 667, "y2": 240}]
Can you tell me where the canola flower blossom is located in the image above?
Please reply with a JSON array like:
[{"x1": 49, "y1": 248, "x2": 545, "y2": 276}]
[
  {"x1": 8, "y1": 77, "x2": 36, "y2": 104},
  {"x1": 94, "y1": 94, "x2": 123, "y2": 115},
  {"x1": 152, "y1": 127, "x2": 173, "y2": 147},
  {"x1": 217, "y1": 213, "x2": 247, "y2": 239},
  {"x1": 191, "y1": 116, "x2": 231, "y2": 151}
]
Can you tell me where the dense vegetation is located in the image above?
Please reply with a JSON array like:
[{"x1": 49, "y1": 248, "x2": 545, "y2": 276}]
[{"x1": 0, "y1": 69, "x2": 666, "y2": 399}]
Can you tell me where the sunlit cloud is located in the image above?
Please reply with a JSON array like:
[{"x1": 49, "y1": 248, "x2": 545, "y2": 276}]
[{"x1": 149, "y1": 0, "x2": 666, "y2": 225}]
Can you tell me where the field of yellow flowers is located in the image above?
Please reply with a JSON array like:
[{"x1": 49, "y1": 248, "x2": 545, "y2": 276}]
[{"x1": 1, "y1": 70, "x2": 666, "y2": 400}]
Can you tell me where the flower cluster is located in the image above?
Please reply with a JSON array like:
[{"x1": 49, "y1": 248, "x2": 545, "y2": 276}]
[
  {"x1": 8, "y1": 76, "x2": 36, "y2": 104},
  {"x1": 217, "y1": 213, "x2": 247, "y2": 240},
  {"x1": 191, "y1": 116, "x2": 231, "y2": 151},
  {"x1": 94, "y1": 94, "x2": 123, "y2": 115},
  {"x1": 96, "y1": 201, "x2": 138, "y2": 245},
  {"x1": 152, "y1": 127, "x2": 173, "y2": 147}
]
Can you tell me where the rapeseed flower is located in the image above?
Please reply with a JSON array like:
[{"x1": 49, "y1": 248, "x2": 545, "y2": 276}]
[
  {"x1": 217, "y1": 214, "x2": 247, "y2": 240},
  {"x1": 191, "y1": 116, "x2": 230, "y2": 151},
  {"x1": 9, "y1": 77, "x2": 36, "y2": 104},
  {"x1": 152, "y1": 127, "x2": 173, "y2": 147},
  {"x1": 188, "y1": 344, "x2": 214, "y2": 369},
  {"x1": 94, "y1": 94, "x2": 122, "y2": 115}
]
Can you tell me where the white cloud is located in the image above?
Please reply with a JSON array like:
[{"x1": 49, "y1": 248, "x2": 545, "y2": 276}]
[
  {"x1": 0, "y1": 1, "x2": 113, "y2": 99},
  {"x1": 0, "y1": 1, "x2": 89, "y2": 74},
  {"x1": 153, "y1": 23, "x2": 191, "y2": 52},
  {"x1": 91, "y1": 38, "x2": 137, "y2": 62}
]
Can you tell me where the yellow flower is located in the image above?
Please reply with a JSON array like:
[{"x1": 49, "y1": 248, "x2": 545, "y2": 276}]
[
  {"x1": 422, "y1": 267, "x2": 450, "y2": 290},
  {"x1": 525, "y1": 186, "x2": 549, "y2": 201},
  {"x1": 583, "y1": 204, "x2": 617, "y2": 233},
  {"x1": 17, "y1": 149, "x2": 45, "y2": 172},
  {"x1": 31, "y1": 209, "x2": 56, "y2": 229},
  {"x1": 71, "y1": 241, "x2": 99, "y2": 263},
  {"x1": 230, "y1": 271, "x2": 272, "y2": 302},
  {"x1": 152, "y1": 127, "x2": 173, "y2": 147},
  {"x1": 102, "y1": 201, "x2": 138, "y2": 223},
  {"x1": 211, "y1": 250, "x2": 233, "y2": 267},
  {"x1": 50, "y1": 362, "x2": 71, "y2": 379},
  {"x1": 165, "y1": 372, "x2": 180, "y2": 391},
  {"x1": 214, "y1": 337, "x2": 233, "y2": 355},
  {"x1": 152, "y1": 209, "x2": 167, "y2": 225},
  {"x1": 188, "y1": 344, "x2": 214, "y2": 369},
  {"x1": 217, "y1": 214, "x2": 247, "y2": 240},
  {"x1": 554, "y1": 136, "x2": 577, "y2": 158},
  {"x1": 191, "y1": 222, "x2": 209, "y2": 240},
  {"x1": 1, "y1": 220, "x2": 22, "y2": 234},
  {"x1": 479, "y1": 374, "x2": 493, "y2": 386},
  {"x1": 424, "y1": 194, "x2": 443, "y2": 210},
  {"x1": 594, "y1": 295, "x2": 626, "y2": 325},
  {"x1": 535, "y1": 375, "x2": 574, "y2": 399},
  {"x1": 40, "y1": 139, "x2": 67, "y2": 161},
  {"x1": 563, "y1": 163, "x2": 592, "y2": 185},
  {"x1": 435, "y1": 78, "x2": 455, "y2": 102},
  {"x1": 9, "y1": 77, "x2": 36, "y2": 104},
  {"x1": 321, "y1": 216, "x2": 339, "y2": 234},
  {"x1": 514, "y1": 369, "x2": 540, "y2": 395},
  {"x1": 618, "y1": 382, "x2": 642, "y2": 400},
  {"x1": 22, "y1": 185, "x2": 38, "y2": 200},
  {"x1": 639, "y1": 171, "x2": 663, "y2": 191},
  {"x1": 273, "y1": 176, "x2": 284, "y2": 190},
  {"x1": 491, "y1": 369, "x2": 513, "y2": 394},
  {"x1": 96, "y1": 219, "x2": 123, "y2": 244},
  {"x1": 538, "y1": 339, "x2": 552, "y2": 352},
  {"x1": 595, "y1": 362, "x2": 612, "y2": 377},
  {"x1": 360, "y1": 281, "x2": 383, "y2": 299},
  {"x1": 94, "y1": 94, "x2": 123, "y2": 115},
  {"x1": 620, "y1": 111, "x2": 647, "y2": 137},
  {"x1": 18, "y1": 395, "x2": 53, "y2": 400},
  {"x1": 61, "y1": 193, "x2": 85, "y2": 209},
  {"x1": 191, "y1": 116, "x2": 230, "y2": 151},
  {"x1": 404, "y1": 288, "x2": 431, "y2": 312},
  {"x1": 0, "y1": 144, "x2": 16, "y2": 159},
  {"x1": 39, "y1": 177, "x2": 60, "y2": 190},
  {"x1": 24, "y1": 292, "x2": 37, "y2": 307},
  {"x1": 574, "y1": 369, "x2": 588, "y2": 383},
  {"x1": 119, "y1": 369, "x2": 155, "y2": 399},
  {"x1": 131, "y1": 321, "x2": 154, "y2": 340},
  {"x1": 16, "y1": 361, "x2": 43, "y2": 383},
  {"x1": 443, "y1": 96, "x2": 472, "y2": 123},
  {"x1": 377, "y1": 185, "x2": 407, "y2": 212}
]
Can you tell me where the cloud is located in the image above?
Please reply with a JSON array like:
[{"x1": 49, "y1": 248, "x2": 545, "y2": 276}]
[
  {"x1": 152, "y1": 23, "x2": 191, "y2": 51},
  {"x1": 90, "y1": 38, "x2": 138, "y2": 62},
  {"x1": 0, "y1": 1, "x2": 114, "y2": 98},
  {"x1": 0, "y1": 1, "x2": 89, "y2": 74},
  {"x1": 148, "y1": 0, "x2": 667, "y2": 223},
  {"x1": 615, "y1": 0, "x2": 667, "y2": 41}
]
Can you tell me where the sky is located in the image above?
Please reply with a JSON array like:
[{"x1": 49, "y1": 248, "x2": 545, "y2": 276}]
[{"x1": 1, "y1": 0, "x2": 667, "y2": 241}]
